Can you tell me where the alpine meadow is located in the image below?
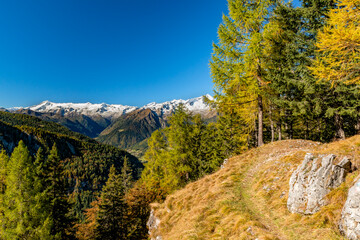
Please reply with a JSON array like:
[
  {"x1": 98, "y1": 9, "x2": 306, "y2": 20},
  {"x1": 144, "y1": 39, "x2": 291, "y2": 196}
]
[{"x1": 0, "y1": 0, "x2": 360, "y2": 239}]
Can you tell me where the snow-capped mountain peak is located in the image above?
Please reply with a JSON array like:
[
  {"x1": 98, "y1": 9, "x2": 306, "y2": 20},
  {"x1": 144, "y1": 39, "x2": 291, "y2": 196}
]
[
  {"x1": 15, "y1": 95, "x2": 213, "y2": 119},
  {"x1": 141, "y1": 95, "x2": 213, "y2": 116},
  {"x1": 26, "y1": 101, "x2": 138, "y2": 119}
]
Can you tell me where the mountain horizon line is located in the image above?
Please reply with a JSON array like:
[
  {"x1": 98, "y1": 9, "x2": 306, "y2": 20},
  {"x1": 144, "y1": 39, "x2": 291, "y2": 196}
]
[{"x1": 4, "y1": 94, "x2": 214, "y2": 110}]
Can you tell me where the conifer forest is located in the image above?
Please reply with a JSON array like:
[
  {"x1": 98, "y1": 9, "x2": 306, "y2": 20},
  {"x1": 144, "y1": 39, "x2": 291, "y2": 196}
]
[{"x1": 0, "y1": 0, "x2": 359, "y2": 239}]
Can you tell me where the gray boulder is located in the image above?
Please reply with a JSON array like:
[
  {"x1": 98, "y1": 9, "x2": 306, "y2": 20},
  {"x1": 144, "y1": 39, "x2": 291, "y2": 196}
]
[
  {"x1": 339, "y1": 179, "x2": 360, "y2": 239},
  {"x1": 288, "y1": 153, "x2": 351, "y2": 214},
  {"x1": 147, "y1": 208, "x2": 162, "y2": 240}
]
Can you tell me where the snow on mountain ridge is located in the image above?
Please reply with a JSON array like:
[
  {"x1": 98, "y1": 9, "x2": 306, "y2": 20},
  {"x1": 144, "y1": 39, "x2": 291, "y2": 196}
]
[
  {"x1": 142, "y1": 95, "x2": 213, "y2": 116},
  {"x1": 26, "y1": 101, "x2": 137, "y2": 119},
  {"x1": 17, "y1": 95, "x2": 213, "y2": 118}
]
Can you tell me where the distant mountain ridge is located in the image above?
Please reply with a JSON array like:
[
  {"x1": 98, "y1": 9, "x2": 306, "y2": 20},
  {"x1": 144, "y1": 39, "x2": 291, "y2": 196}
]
[
  {"x1": 6, "y1": 95, "x2": 216, "y2": 158},
  {"x1": 14, "y1": 94, "x2": 214, "y2": 119}
]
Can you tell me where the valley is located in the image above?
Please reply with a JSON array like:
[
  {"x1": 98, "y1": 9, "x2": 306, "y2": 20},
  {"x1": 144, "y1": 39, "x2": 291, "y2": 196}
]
[
  {"x1": 8, "y1": 95, "x2": 216, "y2": 159},
  {"x1": 0, "y1": 0, "x2": 359, "y2": 238}
]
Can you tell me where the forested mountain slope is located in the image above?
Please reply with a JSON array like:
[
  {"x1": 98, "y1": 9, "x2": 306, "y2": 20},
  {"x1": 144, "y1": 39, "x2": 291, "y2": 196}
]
[
  {"x1": 0, "y1": 111, "x2": 143, "y2": 220},
  {"x1": 96, "y1": 109, "x2": 165, "y2": 151},
  {"x1": 11, "y1": 96, "x2": 216, "y2": 158},
  {"x1": 148, "y1": 137, "x2": 360, "y2": 240},
  {"x1": 16, "y1": 109, "x2": 111, "y2": 138}
]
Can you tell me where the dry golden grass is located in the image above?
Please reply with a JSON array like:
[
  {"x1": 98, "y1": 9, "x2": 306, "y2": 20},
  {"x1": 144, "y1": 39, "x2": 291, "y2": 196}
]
[{"x1": 150, "y1": 136, "x2": 360, "y2": 240}]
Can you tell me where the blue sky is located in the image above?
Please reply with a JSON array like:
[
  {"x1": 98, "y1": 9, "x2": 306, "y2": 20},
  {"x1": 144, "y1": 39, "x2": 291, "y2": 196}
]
[
  {"x1": 0, "y1": 0, "x2": 300, "y2": 108},
  {"x1": 0, "y1": 0, "x2": 229, "y2": 108}
]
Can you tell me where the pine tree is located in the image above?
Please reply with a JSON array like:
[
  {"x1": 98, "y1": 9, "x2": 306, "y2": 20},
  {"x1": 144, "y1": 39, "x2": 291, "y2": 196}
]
[
  {"x1": 33, "y1": 147, "x2": 53, "y2": 239},
  {"x1": 45, "y1": 144, "x2": 74, "y2": 239},
  {"x1": 121, "y1": 156, "x2": 133, "y2": 193},
  {"x1": 262, "y1": 3, "x2": 323, "y2": 140},
  {"x1": 300, "y1": 0, "x2": 360, "y2": 140},
  {"x1": 261, "y1": 0, "x2": 360, "y2": 141},
  {"x1": 95, "y1": 165, "x2": 127, "y2": 240}
]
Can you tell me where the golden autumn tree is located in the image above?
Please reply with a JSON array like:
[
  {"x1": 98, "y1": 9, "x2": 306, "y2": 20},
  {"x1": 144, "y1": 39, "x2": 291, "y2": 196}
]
[
  {"x1": 311, "y1": 0, "x2": 360, "y2": 85},
  {"x1": 210, "y1": 0, "x2": 276, "y2": 148},
  {"x1": 75, "y1": 200, "x2": 100, "y2": 240}
]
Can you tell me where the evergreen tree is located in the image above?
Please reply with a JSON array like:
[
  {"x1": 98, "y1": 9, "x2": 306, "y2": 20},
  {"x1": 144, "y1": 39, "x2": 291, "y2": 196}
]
[
  {"x1": 45, "y1": 144, "x2": 74, "y2": 239},
  {"x1": 95, "y1": 165, "x2": 127, "y2": 240},
  {"x1": 141, "y1": 129, "x2": 168, "y2": 196},
  {"x1": 33, "y1": 147, "x2": 53, "y2": 239},
  {"x1": 1, "y1": 141, "x2": 51, "y2": 239},
  {"x1": 165, "y1": 105, "x2": 196, "y2": 184},
  {"x1": 121, "y1": 156, "x2": 133, "y2": 193},
  {"x1": 299, "y1": 0, "x2": 360, "y2": 140},
  {"x1": 0, "y1": 149, "x2": 8, "y2": 195},
  {"x1": 261, "y1": 0, "x2": 360, "y2": 141},
  {"x1": 141, "y1": 106, "x2": 227, "y2": 196},
  {"x1": 0, "y1": 149, "x2": 8, "y2": 232}
]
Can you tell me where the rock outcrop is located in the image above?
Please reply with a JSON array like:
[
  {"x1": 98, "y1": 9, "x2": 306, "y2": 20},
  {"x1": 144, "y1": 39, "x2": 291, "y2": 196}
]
[
  {"x1": 339, "y1": 179, "x2": 360, "y2": 239},
  {"x1": 288, "y1": 153, "x2": 351, "y2": 214},
  {"x1": 147, "y1": 209, "x2": 162, "y2": 240}
]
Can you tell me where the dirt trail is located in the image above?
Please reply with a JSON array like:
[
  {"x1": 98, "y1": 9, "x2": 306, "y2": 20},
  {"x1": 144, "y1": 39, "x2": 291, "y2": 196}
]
[{"x1": 238, "y1": 142, "x2": 318, "y2": 240}]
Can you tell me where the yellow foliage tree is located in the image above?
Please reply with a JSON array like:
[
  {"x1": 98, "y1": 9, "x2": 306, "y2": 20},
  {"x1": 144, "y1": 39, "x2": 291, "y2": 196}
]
[{"x1": 310, "y1": 0, "x2": 360, "y2": 84}]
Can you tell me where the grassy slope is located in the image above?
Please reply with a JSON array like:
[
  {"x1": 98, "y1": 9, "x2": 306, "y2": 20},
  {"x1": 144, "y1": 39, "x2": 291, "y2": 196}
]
[{"x1": 151, "y1": 136, "x2": 360, "y2": 240}]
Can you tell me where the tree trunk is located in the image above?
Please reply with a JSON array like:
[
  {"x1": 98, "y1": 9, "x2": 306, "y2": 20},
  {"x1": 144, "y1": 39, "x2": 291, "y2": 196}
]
[
  {"x1": 270, "y1": 107, "x2": 274, "y2": 142},
  {"x1": 355, "y1": 118, "x2": 360, "y2": 134},
  {"x1": 258, "y1": 95, "x2": 264, "y2": 147},
  {"x1": 254, "y1": 119, "x2": 258, "y2": 147},
  {"x1": 334, "y1": 113, "x2": 345, "y2": 140},
  {"x1": 278, "y1": 122, "x2": 282, "y2": 141},
  {"x1": 305, "y1": 120, "x2": 309, "y2": 140}
]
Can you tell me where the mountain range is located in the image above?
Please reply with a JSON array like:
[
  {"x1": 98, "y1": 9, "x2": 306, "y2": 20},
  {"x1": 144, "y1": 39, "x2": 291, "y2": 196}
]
[
  {"x1": 18, "y1": 94, "x2": 213, "y2": 118},
  {"x1": 7, "y1": 95, "x2": 216, "y2": 158}
]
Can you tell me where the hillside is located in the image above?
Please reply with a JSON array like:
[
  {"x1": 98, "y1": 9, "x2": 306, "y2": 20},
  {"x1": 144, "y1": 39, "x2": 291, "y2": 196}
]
[
  {"x1": 97, "y1": 108, "x2": 165, "y2": 149},
  {"x1": 15, "y1": 109, "x2": 111, "y2": 138},
  {"x1": 0, "y1": 111, "x2": 144, "y2": 220},
  {"x1": 149, "y1": 136, "x2": 360, "y2": 240},
  {"x1": 9, "y1": 96, "x2": 216, "y2": 158}
]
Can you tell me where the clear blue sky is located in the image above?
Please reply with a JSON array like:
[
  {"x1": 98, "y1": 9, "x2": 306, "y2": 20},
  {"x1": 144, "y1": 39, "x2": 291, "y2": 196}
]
[
  {"x1": 0, "y1": 0, "x2": 300, "y2": 108},
  {"x1": 0, "y1": 0, "x2": 229, "y2": 108}
]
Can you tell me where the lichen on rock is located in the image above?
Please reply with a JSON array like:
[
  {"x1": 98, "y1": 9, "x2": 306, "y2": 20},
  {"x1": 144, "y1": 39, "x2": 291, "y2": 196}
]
[{"x1": 287, "y1": 153, "x2": 351, "y2": 214}]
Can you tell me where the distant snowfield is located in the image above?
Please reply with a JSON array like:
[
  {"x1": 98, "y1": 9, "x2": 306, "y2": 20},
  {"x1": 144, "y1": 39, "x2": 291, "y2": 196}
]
[{"x1": 14, "y1": 94, "x2": 214, "y2": 119}]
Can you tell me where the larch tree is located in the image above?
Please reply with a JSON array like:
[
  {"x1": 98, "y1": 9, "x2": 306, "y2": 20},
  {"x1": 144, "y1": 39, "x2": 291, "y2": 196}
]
[
  {"x1": 310, "y1": 0, "x2": 360, "y2": 85},
  {"x1": 303, "y1": 0, "x2": 360, "y2": 140},
  {"x1": 210, "y1": 0, "x2": 276, "y2": 147},
  {"x1": 1, "y1": 141, "x2": 52, "y2": 239}
]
